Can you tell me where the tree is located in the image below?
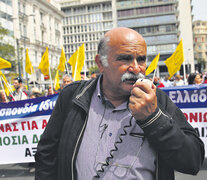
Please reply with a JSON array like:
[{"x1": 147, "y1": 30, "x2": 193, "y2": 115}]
[{"x1": 0, "y1": 24, "x2": 17, "y2": 75}]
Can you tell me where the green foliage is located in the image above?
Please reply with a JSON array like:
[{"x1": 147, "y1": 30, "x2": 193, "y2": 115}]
[
  {"x1": 0, "y1": 24, "x2": 15, "y2": 60},
  {"x1": 88, "y1": 65, "x2": 99, "y2": 75},
  {"x1": 0, "y1": 24, "x2": 16, "y2": 72}
]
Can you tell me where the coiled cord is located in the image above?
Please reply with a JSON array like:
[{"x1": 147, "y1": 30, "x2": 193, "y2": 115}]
[{"x1": 93, "y1": 116, "x2": 133, "y2": 179}]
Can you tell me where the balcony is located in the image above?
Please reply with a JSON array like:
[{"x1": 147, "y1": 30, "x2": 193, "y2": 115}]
[
  {"x1": 18, "y1": 11, "x2": 28, "y2": 22},
  {"x1": 20, "y1": 36, "x2": 30, "y2": 43}
]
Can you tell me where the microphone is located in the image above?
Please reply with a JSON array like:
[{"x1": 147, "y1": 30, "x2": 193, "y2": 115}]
[{"x1": 136, "y1": 78, "x2": 152, "y2": 87}]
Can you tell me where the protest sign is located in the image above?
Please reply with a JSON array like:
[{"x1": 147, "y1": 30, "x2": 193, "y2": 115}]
[
  {"x1": 162, "y1": 84, "x2": 207, "y2": 157},
  {"x1": 0, "y1": 84, "x2": 207, "y2": 164},
  {"x1": 0, "y1": 94, "x2": 58, "y2": 164}
]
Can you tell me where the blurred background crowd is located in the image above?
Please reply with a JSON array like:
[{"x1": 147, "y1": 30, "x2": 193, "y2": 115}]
[{"x1": 1, "y1": 71, "x2": 207, "y2": 103}]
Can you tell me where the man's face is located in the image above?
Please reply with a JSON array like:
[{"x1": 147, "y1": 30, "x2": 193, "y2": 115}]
[
  {"x1": 100, "y1": 32, "x2": 147, "y2": 96},
  {"x1": 63, "y1": 77, "x2": 72, "y2": 87},
  {"x1": 13, "y1": 80, "x2": 20, "y2": 90}
]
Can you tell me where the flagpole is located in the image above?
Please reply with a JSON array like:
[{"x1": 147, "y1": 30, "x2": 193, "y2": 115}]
[
  {"x1": 152, "y1": 68, "x2": 157, "y2": 83},
  {"x1": 0, "y1": 75, "x2": 15, "y2": 101},
  {"x1": 73, "y1": 60, "x2": 78, "y2": 81},
  {"x1": 181, "y1": 39, "x2": 187, "y2": 85},
  {"x1": 183, "y1": 59, "x2": 187, "y2": 85},
  {"x1": 49, "y1": 66, "x2": 53, "y2": 94},
  {"x1": 0, "y1": 77, "x2": 8, "y2": 102}
]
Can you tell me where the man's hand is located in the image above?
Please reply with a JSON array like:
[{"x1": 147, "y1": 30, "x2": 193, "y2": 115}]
[{"x1": 128, "y1": 80, "x2": 157, "y2": 121}]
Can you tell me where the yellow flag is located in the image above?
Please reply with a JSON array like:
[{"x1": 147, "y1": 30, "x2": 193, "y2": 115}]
[
  {"x1": 25, "y1": 48, "x2": 34, "y2": 75},
  {"x1": 145, "y1": 53, "x2": 160, "y2": 76},
  {"x1": 0, "y1": 71, "x2": 10, "y2": 96},
  {"x1": 68, "y1": 44, "x2": 85, "y2": 81},
  {"x1": 0, "y1": 57, "x2": 11, "y2": 69},
  {"x1": 164, "y1": 40, "x2": 184, "y2": 79},
  {"x1": 54, "y1": 70, "x2": 60, "y2": 90},
  {"x1": 38, "y1": 47, "x2": 49, "y2": 76},
  {"x1": 58, "y1": 48, "x2": 66, "y2": 72}
]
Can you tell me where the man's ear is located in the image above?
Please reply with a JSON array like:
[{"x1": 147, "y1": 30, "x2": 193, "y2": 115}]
[{"x1": 95, "y1": 54, "x2": 104, "y2": 73}]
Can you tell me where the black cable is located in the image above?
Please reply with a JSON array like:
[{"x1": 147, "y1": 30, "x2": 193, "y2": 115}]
[
  {"x1": 98, "y1": 103, "x2": 108, "y2": 139},
  {"x1": 93, "y1": 116, "x2": 133, "y2": 179}
]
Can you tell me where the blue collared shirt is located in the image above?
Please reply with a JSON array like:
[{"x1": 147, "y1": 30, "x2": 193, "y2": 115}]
[{"x1": 76, "y1": 76, "x2": 156, "y2": 179}]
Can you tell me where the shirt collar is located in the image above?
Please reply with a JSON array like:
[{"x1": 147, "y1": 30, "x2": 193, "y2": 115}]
[{"x1": 96, "y1": 75, "x2": 128, "y2": 111}]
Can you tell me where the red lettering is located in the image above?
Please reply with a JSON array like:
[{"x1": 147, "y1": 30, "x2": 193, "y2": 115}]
[
  {"x1": 0, "y1": 124, "x2": 4, "y2": 132},
  {"x1": 5, "y1": 124, "x2": 12, "y2": 132},
  {"x1": 12, "y1": 122, "x2": 18, "y2": 131},
  {"x1": 31, "y1": 121, "x2": 38, "y2": 130},
  {"x1": 199, "y1": 112, "x2": 202, "y2": 122},
  {"x1": 42, "y1": 119, "x2": 47, "y2": 129},
  {"x1": 204, "y1": 113, "x2": 207, "y2": 122},
  {"x1": 21, "y1": 121, "x2": 26, "y2": 130},
  {"x1": 189, "y1": 113, "x2": 198, "y2": 123}
]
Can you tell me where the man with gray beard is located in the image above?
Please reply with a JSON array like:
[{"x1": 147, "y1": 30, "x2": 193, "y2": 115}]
[{"x1": 35, "y1": 28, "x2": 204, "y2": 180}]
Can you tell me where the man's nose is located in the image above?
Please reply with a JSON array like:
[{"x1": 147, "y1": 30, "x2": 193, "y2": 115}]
[{"x1": 127, "y1": 59, "x2": 141, "y2": 74}]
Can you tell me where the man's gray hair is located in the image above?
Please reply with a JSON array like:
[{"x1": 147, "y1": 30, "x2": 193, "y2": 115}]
[
  {"x1": 62, "y1": 74, "x2": 72, "y2": 81},
  {"x1": 97, "y1": 36, "x2": 110, "y2": 67}
]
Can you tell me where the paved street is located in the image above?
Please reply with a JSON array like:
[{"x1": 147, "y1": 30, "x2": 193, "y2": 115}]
[
  {"x1": 0, "y1": 163, "x2": 34, "y2": 180},
  {"x1": 0, "y1": 160, "x2": 207, "y2": 180}
]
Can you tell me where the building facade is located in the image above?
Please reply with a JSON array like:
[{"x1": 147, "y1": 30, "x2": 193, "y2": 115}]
[
  {"x1": 117, "y1": 0, "x2": 194, "y2": 76},
  {"x1": 12, "y1": 0, "x2": 64, "y2": 82},
  {"x1": 60, "y1": 0, "x2": 195, "y2": 77},
  {"x1": 0, "y1": 0, "x2": 14, "y2": 57},
  {"x1": 60, "y1": 0, "x2": 117, "y2": 72},
  {"x1": 0, "y1": 0, "x2": 13, "y2": 42},
  {"x1": 193, "y1": 20, "x2": 207, "y2": 72}
]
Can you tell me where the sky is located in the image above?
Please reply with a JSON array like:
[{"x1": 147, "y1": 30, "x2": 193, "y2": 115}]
[{"x1": 192, "y1": 0, "x2": 207, "y2": 21}]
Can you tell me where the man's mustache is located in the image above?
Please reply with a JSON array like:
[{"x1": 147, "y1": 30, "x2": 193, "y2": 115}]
[{"x1": 121, "y1": 72, "x2": 145, "y2": 82}]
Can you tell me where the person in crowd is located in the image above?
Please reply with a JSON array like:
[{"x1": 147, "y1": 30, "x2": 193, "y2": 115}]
[
  {"x1": 46, "y1": 85, "x2": 56, "y2": 96},
  {"x1": 11, "y1": 77, "x2": 28, "y2": 101},
  {"x1": 0, "y1": 90, "x2": 8, "y2": 102},
  {"x1": 160, "y1": 74, "x2": 172, "y2": 87},
  {"x1": 188, "y1": 73, "x2": 202, "y2": 85},
  {"x1": 35, "y1": 27, "x2": 204, "y2": 180},
  {"x1": 61, "y1": 74, "x2": 73, "y2": 89},
  {"x1": 173, "y1": 74, "x2": 185, "y2": 86},
  {"x1": 203, "y1": 74, "x2": 207, "y2": 84},
  {"x1": 29, "y1": 87, "x2": 42, "y2": 99},
  {"x1": 90, "y1": 72, "x2": 99, "y2": 79},
  {"x1": 153, "y1": 76, "x2": 165, "y2": 88}
]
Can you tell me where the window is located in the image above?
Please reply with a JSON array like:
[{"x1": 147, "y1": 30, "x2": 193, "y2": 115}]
[
  {"x1": 40, "y1": 12, "x2": 44, "y2": 23},
  {"x1": 23, "y1": 25, "x2": 27, "y2": 37}
]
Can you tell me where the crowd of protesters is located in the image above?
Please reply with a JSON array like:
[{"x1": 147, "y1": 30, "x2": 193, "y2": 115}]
[
  {"x1": 152, "y1": 71, "x2": 206, "y2": 88},
  {"x1": 0, "y1": 71, "x2": 207, "y2": 103}
]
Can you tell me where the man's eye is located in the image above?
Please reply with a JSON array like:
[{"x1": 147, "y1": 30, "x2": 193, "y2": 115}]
[
  {"x1": 137, "y1": 56, "x2": 146, "y2": 64},
  {"x1": 116, "y1": 55, "x2": 132, "y2": 61}
]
